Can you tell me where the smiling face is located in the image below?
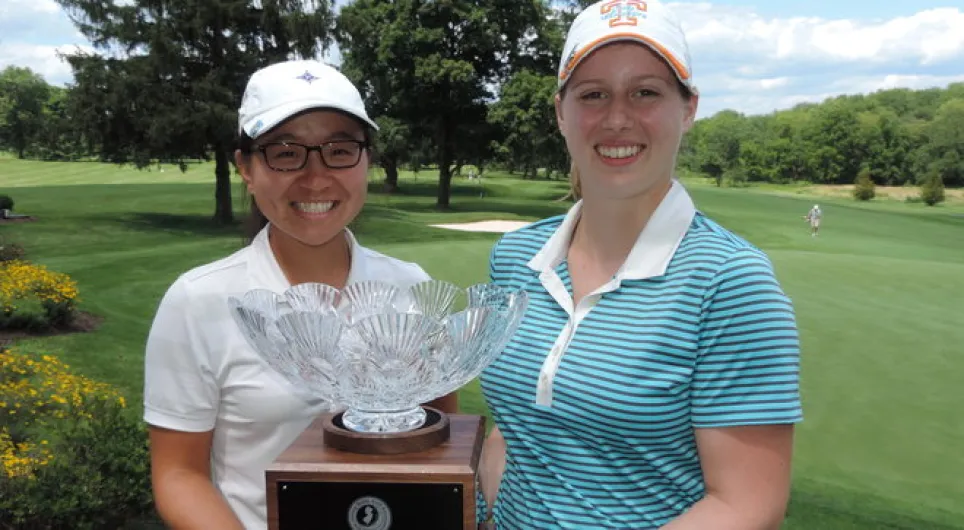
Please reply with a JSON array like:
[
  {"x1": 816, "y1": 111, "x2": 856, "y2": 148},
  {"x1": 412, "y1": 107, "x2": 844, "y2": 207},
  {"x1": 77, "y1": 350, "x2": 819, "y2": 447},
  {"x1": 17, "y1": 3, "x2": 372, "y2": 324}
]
[
  {"x1": 235, "y1": 109, "x2": 369, "y2": 249},
  {"x1": 556, "y1": 42, "x2": 698, "y2": 202}
]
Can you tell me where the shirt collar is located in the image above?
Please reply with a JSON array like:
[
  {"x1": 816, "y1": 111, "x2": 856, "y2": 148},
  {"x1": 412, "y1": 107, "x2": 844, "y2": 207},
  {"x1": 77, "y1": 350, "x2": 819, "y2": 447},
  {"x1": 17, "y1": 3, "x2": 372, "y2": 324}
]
[
  {"x1": 527, "y1": 179, "x2": 696, "y2": 281},
  {"x1": 252, "y1": 224, "x2": 365, "y2": 290}
]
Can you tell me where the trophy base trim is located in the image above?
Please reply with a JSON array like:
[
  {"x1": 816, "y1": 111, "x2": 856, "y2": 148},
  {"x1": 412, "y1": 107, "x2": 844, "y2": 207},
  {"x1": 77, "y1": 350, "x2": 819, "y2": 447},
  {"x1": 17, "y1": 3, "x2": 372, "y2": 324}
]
[{"x1": 322, "y1": 407, "x2": 451, "y2": 455}]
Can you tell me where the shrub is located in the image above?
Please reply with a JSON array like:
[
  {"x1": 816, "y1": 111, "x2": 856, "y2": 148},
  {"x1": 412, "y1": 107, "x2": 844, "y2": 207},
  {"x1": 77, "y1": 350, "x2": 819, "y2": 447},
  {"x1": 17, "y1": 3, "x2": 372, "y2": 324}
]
[
  {"x1": 0, "y1": 237, "x2": 26, "y2": 262},
  {"x1": 723, "y1": 167, "x2": 749, "y2": 188},
  {"x1": 853, "y1": 168, "x2": 876, "y2": 201},
  {"x1": 0, "y1": 347, "x2": 154, "y2": 529},
  {"x1": 0, "y1": 260, "x2": 79, "y2": 329},
  {"x1": 0, "y1": 195, "x2": 12, "y2": 211},
  {"x1": 920, "y1": 171, "x2": 946, "y2": 206}
]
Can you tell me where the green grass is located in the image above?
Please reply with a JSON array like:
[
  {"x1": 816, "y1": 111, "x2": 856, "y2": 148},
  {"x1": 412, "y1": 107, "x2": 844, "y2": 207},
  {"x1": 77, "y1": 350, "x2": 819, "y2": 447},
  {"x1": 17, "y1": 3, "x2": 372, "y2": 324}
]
[{"x1": 3, "y1": 159, "x2": 963, "y2": 529}]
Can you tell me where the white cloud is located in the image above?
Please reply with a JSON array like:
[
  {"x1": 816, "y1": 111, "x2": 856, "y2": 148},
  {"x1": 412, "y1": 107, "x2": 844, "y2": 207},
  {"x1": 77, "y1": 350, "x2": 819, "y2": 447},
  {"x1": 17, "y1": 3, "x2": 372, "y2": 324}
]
[
  {"x1": 699, "y1": 73, "x2": 964, "y2": 117},
  {"x1": 0, "y1": 43, "x2": 93, "y2": 85},
  {"x1": 667, "y1": 3, "x2": 964, "y2": 118},
  {"x1": 759, "y1": 77, "x2": 789, "y2": 89},
  {"x1": 696, "y1": 73, "x2": 791, "y2": 94},
  {"x1": 1, "y1": 0, "x2": 60, "y2": 16},
  {"x1": 2, "y1": 0, "x2": 963, "y2": 121},
  {"x1": 0, "y1": 0, "x2": 78, "y2": 41},
  {"x1": 835, "y1": 73, "x2": 964, "y2": 93},
  {"x1": 700, "y1": 92, "x2": 837, "y2": 117},
  {"x1": 675, "y1": 4, "x2": 964, "y2": 65},
  {"x1": 0, "y1": 0, "x2": 88, "y2": 84}
]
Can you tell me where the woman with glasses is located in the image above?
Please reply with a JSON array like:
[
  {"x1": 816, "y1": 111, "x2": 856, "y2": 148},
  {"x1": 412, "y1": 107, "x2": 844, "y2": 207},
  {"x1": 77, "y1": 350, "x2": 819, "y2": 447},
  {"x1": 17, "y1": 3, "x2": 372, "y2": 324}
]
[{"x1": 143, "y1": 59, "x2": 458, "y2": 530}]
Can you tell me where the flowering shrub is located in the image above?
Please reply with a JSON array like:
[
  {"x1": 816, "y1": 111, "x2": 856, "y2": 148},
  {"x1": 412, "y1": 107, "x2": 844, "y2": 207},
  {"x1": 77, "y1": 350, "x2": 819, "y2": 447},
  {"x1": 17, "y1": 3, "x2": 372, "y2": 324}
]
[
  {"x1": 0, "y1": 349, "x2": 124, "y2": 446},
  {"x1": 0, "y1": 260, "x2": 80, "y2": 329},
  {"x1": 0, "y1": 347, "x2": 153, "y2": 528},
  {"x1": 0, "y1": 429, "x2": 53, "y2": 480}
]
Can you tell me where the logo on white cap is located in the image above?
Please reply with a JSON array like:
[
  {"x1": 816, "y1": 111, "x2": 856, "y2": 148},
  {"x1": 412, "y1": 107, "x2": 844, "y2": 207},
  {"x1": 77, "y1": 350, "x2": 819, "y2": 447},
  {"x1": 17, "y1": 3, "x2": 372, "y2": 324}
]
[
  {"x1": 601, "y1": 0, "x2": 648, "y2": 27},
  {"x1": 558, "y1": 0, "x2": 694, "y2": 92},
  {"x1": 295, "y1": 70, "x2": 320, "y2": 84}
]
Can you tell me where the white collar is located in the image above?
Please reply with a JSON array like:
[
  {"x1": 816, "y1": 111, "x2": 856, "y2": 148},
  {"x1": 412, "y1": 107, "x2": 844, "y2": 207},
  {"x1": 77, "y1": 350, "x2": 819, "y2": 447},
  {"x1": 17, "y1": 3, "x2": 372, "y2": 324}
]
[
  {"x1": 527, "y1": 180, "x2": 696, "y2": 281},
  {"x1": 252, "y1": 224, "x2": 365, "y2": 290}
]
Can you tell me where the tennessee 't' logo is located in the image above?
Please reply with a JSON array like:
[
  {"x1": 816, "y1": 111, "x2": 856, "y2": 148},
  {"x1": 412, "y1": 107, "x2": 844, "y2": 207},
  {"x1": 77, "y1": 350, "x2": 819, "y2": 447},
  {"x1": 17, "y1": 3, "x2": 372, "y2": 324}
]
[{"x1": 600, "y1": 0, "x2": 648, "y2": 27}]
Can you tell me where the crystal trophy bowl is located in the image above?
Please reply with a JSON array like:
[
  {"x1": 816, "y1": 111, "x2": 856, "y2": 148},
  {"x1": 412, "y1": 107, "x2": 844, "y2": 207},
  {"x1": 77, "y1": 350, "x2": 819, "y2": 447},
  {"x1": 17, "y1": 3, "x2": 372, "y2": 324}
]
[{"x1": 228, "y1": 280, "x2": 526, "y2": 438}]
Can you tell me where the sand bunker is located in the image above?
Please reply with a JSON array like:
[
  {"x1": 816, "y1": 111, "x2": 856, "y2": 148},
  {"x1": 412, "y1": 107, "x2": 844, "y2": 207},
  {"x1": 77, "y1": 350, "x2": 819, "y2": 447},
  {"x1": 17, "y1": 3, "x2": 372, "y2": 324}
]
[{"x1": 430, "y1": 220, "x2": 531, "y2": 233}]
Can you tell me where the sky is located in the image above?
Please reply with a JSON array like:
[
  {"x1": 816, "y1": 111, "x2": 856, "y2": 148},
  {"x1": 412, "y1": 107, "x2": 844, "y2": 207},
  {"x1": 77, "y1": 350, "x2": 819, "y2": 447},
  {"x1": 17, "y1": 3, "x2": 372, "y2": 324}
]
[{"x1": 2, "y1": 0, "x2": 963, "y2": 119}]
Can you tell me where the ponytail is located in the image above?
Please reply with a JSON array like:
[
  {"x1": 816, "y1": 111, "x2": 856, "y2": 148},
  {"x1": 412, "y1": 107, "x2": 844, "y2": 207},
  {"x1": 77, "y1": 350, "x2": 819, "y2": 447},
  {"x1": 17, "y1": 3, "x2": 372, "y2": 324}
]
[{"x1": 562, "y1": 162, "x2": 582, "y2": 201}]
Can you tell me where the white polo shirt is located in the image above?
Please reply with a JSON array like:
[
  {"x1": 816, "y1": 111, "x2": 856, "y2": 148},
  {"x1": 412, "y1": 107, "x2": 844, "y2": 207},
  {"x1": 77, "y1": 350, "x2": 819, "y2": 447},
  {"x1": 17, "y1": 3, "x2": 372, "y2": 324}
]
[{"x1": 144, "y1": 225, "x2": 430, "y2": 530}]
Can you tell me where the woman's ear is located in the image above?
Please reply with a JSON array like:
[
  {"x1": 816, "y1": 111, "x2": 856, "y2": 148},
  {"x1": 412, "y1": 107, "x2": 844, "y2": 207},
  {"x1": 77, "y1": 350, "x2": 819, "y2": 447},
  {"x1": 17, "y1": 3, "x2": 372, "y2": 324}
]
[
  {"x1": 682, "y1": 93, "x2": 699, "y2": 133},
  {"x1": 235, "y1": 149, "x2": 254, "y2": 193}
]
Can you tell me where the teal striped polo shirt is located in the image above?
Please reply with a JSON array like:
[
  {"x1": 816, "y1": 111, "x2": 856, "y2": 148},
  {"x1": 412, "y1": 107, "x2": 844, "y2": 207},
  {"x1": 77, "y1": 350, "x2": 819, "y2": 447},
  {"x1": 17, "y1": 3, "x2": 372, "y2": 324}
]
[{"x1": 480, "y1": 181, "x2": 803, "y2": 529}]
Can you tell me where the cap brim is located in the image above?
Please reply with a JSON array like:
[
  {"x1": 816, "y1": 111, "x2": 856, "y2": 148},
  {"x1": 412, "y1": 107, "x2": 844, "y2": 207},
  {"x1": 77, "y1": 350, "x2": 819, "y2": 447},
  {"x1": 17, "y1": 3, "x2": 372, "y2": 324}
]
[
  {"x1": 241, "y1": 99, "x2": 379, "y2": 138},
  {"x1": 560, "y1": 33, "x2": 693, "y2": 90}
]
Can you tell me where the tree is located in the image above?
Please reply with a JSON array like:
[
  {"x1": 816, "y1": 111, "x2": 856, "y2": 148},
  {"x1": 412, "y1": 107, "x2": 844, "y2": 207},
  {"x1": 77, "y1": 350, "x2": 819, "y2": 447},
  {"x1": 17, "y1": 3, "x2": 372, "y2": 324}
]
[
  {"x1": 56, "y1": 0, "x2": 335, "y2": 224},
  {"x1": 803, "y1": 102, "x2": 864, "y2": 184},
  {"x1": 370, "y1": 116, "x2": 409, "y2": 192},
  {"x1": 0, "y1": 67, "x2": 51, "y2": 159},
  {"x1": 488, "y1": 70, "x2": 567, "y2": 180},
  {"x1": 920, "y1": 170, "x2": 945, "y2": 206},
  {"x1": 856, "y1": 108, "x2": 914, "y2": 186},
  {"x1": 916, "y1": 99, "x2": 964, "y2": 188},
  {"x1": 337, "y1": 0, "x2": 555, "y2": 208},
  {"x1": 853, "y1": 168, "x2": 875, "y2": 201},
  {"x1": 686, "y1": 110, "x2": 746, "y2": 186},
  {"x1": 681, "y1": 84, "x2": 964, "y2": 189},
  {"x1": 452, "y1": 119, "x2": 501, "y2": 178}
]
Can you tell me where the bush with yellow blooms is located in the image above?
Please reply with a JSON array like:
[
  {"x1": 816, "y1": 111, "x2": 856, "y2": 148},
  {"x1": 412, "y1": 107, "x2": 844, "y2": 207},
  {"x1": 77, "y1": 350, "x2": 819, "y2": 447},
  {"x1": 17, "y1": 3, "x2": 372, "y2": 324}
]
[
  {"x1": 0, "y1": 346, "x2": 153, "y2": 528},
  {"x1": 0, "y1": 260, "x2": 80, "y2": 330}
]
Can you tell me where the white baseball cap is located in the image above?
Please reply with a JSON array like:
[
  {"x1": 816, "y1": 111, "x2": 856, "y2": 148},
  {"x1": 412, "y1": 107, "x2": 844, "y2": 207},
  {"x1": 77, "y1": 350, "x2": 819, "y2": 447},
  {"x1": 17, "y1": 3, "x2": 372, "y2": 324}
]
[
  {"x1": 238, "y1": 59, "x2": 378, "y2": 139},
  {"x1": 558, "y1": 0, "x2": 695, "y2": 93}
]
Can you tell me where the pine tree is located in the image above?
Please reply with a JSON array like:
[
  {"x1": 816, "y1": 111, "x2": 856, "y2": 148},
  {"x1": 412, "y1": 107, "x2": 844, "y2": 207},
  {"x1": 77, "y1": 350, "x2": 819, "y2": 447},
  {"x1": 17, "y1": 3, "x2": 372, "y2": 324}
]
[{"x1": 56, "y1": 0, "x2": 335, "y2": 224}]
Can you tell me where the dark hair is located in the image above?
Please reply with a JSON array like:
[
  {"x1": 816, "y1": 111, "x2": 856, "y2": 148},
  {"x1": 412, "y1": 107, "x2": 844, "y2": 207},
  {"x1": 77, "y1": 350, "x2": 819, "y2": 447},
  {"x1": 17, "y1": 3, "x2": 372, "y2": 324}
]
[{"x1": 236, "y1": 110, "x2": 376, "y2": 244}]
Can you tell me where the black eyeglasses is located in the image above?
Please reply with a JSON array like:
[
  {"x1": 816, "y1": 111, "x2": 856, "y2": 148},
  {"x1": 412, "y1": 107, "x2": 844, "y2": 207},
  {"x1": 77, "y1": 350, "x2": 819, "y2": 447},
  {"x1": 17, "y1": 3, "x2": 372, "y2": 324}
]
[{"x1": 254, "y1": 140, "x2": 369, "y2": 171}]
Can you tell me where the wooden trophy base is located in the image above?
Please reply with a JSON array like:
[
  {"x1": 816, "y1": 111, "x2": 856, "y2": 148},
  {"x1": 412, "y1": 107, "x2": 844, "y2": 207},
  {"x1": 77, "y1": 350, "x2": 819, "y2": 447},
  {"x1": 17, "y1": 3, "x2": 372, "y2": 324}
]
[
  {"x1": 321, "y1": 408, "x2": 451, "y2": 455},
  {"x1": 266, "y1": 411, "x2": 486, "y2": 530}
]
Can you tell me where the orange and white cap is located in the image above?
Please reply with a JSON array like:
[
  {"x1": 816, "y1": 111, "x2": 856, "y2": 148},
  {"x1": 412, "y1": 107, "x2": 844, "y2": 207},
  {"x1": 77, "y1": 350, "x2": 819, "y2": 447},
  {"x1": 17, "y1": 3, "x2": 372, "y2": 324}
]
[{"x1": 558, "y1": 0, "x2": 695, "y2": 92}]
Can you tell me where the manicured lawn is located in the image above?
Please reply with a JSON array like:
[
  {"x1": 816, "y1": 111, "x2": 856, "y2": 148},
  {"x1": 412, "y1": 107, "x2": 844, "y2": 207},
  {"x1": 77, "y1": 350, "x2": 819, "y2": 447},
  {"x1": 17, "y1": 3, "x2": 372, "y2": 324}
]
[{"x1": 3, "y1": 158, "x2": 963, "y2": 528}]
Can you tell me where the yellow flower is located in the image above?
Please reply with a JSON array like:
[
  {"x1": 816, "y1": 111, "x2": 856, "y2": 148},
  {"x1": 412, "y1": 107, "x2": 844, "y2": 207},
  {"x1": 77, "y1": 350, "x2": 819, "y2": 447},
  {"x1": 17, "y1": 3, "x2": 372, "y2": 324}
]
[
  {"x1": 0, "y1": 348, "x2": 128, "y2": 477},
  {"x1": 0, "y1": 260, "x2": 80, "y2": 319}
]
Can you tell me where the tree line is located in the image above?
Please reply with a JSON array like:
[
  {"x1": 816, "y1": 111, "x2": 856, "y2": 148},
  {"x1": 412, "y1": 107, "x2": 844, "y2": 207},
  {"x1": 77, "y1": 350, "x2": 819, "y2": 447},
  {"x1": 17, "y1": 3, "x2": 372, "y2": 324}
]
[
  {"x1": 678, "y1": 84, "x2": 964, "y2": 192},
  {"x1": 1, "y1": 0, "x2": 960, "y2": 222},
  {"x1": 2, "y1": 0, "x2": 593, "y2": 222}
]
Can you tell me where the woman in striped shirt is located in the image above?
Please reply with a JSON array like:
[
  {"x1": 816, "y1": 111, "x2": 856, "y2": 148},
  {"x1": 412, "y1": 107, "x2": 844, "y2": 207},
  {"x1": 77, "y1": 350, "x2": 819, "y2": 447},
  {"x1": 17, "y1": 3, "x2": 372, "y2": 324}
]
[{"x1": 477, "y1": 1, "x2": 803, "y2": 528}]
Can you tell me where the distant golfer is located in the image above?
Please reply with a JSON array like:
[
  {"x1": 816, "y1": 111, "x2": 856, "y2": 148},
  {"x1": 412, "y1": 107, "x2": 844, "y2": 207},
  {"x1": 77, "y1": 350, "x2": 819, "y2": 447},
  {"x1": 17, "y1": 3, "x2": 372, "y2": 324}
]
[{"x1": 804, "y1": 204, "x2": 822, "y2": 236}]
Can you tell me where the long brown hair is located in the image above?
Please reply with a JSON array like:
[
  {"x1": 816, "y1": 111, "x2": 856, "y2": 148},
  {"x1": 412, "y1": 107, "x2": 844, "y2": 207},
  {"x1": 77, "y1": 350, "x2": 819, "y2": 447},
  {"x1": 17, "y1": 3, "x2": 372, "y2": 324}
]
[{"x1": 563, "y1": 162, "x2": 582, "y2": 202}]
